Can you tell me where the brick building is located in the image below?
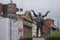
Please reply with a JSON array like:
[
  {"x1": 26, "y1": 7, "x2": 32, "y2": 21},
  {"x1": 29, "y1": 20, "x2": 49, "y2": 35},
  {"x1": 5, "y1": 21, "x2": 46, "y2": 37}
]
[
  {"x1": 0, "y1": 3, "x2": 3, "y2": 16},
  {"x1": 18, "y1": 11, "x2": 33, "y2": 38},
  {"x1": 43, "y1": 19, "x2": 57, "y2": 36},
  {"x1": 23, "y1": 11, "x2": 33, "y2": 37},
  {"x1": 3, "y1": 3, "x2": 16, "y2": 18},
  {"x1": 0, "y1": 3, "x2": 16, "y2": 18}
]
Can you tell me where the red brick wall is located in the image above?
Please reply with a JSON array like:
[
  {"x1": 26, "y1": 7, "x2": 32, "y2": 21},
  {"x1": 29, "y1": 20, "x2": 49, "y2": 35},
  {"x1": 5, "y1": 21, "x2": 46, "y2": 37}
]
[
  {"x1": 0, "y1": 3, "x2": 3, "y2": 15},
  {"x1": 44, "y1": 19, "x2": 54, "y2": 25},
  {"x1": 8, "y1": 3, "x2": 16, "y2": 12},
  {"x1": 43, "y1": 19, "x2": 54, "y2": 36}
]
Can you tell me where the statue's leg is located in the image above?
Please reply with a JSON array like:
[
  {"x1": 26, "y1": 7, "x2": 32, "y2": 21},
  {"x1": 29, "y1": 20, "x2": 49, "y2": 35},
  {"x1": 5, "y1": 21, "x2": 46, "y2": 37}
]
[
  {"x1": 36, "y1": 26, "x2": 39, "y2": 37},
  {"x1": 40, "y1": 25, "x2": 43, "y2": 37}
]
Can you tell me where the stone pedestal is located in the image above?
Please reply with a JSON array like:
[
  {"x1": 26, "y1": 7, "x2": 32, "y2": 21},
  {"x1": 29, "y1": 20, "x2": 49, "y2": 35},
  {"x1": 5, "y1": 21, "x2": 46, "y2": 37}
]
[{"x1": 33, "y1": 38, "x2": 44, "y2": 40}]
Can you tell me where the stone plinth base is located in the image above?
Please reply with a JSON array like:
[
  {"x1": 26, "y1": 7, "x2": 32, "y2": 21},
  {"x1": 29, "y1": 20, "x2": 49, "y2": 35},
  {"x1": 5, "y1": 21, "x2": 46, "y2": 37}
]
[{"x1": 33, "y1": 38, "x2": 44, "y2": 40}]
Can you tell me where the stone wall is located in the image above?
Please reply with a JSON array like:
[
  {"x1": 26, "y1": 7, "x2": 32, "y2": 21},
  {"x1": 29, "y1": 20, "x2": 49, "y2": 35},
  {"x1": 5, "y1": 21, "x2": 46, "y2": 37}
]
[{"x1": 23, "y1": 25, "x2": 32, "y2": 37}]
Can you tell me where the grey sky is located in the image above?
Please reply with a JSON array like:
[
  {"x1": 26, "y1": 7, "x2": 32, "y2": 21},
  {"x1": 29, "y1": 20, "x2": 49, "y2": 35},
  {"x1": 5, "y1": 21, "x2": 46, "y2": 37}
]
[{"x1": 0, "y1": 0, "x2": 60, "y2": 27}]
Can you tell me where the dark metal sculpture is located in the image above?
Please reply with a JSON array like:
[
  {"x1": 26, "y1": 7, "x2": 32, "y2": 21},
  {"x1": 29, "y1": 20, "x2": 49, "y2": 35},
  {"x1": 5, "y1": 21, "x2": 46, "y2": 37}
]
[{"x1": 31, "y1": 10, "x2": 50, "y2": 37}]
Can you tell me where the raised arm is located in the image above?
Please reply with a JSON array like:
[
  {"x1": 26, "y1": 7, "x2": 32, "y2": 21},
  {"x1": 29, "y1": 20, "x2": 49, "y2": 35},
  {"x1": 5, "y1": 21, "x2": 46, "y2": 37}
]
[
  {"x1": 42, "y1": 11, "x2": 50, "y2": 17},
  {"x1": 31, "y1": 10, "x2": 37, "y2": 17}
]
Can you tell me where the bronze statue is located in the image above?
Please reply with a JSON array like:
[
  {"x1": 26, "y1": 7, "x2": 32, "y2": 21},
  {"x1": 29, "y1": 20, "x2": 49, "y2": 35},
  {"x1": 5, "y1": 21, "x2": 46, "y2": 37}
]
[{"x1": 31, "y1": 10, "x2": 50, "y2": 37}]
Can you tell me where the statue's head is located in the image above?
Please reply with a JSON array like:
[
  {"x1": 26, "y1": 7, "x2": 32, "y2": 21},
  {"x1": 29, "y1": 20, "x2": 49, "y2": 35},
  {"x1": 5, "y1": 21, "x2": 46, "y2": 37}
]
[{"x1": 38, "y1": 12, "x2": 41, "y2": 16}]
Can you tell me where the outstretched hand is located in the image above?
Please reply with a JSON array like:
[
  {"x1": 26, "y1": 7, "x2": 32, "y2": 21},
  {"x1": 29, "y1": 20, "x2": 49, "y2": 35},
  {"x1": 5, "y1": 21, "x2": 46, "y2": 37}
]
[
  {"x1": 31, "y1": 10, "x2": 34, "y2": 12},
  {"x1": 46, "y1": 11, "x2": 50, "y2": 13},
  {"x1": 30, "y1": 9, "x2": 37, "y2": 17},
  {"x1": 30, "y1": 9, "x2": 35, "y2": 13}
]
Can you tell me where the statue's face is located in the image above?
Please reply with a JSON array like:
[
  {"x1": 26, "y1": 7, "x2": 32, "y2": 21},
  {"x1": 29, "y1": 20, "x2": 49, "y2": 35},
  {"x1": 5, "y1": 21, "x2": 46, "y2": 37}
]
[{"x1": 38, "y1": 12, "x2": 41, "y2": 16}]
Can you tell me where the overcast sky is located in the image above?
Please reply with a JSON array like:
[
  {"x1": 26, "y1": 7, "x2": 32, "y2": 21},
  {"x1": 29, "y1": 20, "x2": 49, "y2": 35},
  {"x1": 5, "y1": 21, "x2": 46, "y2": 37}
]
[{"x1": 0, "y1": 0, "x2": 60, "y2": 27}]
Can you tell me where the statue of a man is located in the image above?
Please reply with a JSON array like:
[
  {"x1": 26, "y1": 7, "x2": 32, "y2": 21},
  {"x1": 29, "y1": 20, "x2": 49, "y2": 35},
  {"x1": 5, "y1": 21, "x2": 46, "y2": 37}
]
[{"x1": 31, "y1": 10, "x2": 50, "y2": 37}]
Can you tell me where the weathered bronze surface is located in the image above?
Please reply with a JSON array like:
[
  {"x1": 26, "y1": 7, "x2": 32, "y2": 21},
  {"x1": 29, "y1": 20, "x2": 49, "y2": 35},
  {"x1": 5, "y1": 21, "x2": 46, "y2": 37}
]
[{"x1": 31, "y1": 10, "x2": 50, "y2": 37}]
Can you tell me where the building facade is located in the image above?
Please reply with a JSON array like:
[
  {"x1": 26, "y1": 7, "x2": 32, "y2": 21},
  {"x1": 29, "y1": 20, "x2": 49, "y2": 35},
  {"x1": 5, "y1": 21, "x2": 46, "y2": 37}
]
[
  {"x1": 18, "y1": 11, "x2": 33, "y2": 38},
  {"x1": 0, "y1": 17, "x2": 19, "y2": 40},
  {"x1": 43, "y1": 19, "x2": 57, "y2": 36},
  {"x1": 0, "y1": 3, "x2": 3, "y2": 16}
]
